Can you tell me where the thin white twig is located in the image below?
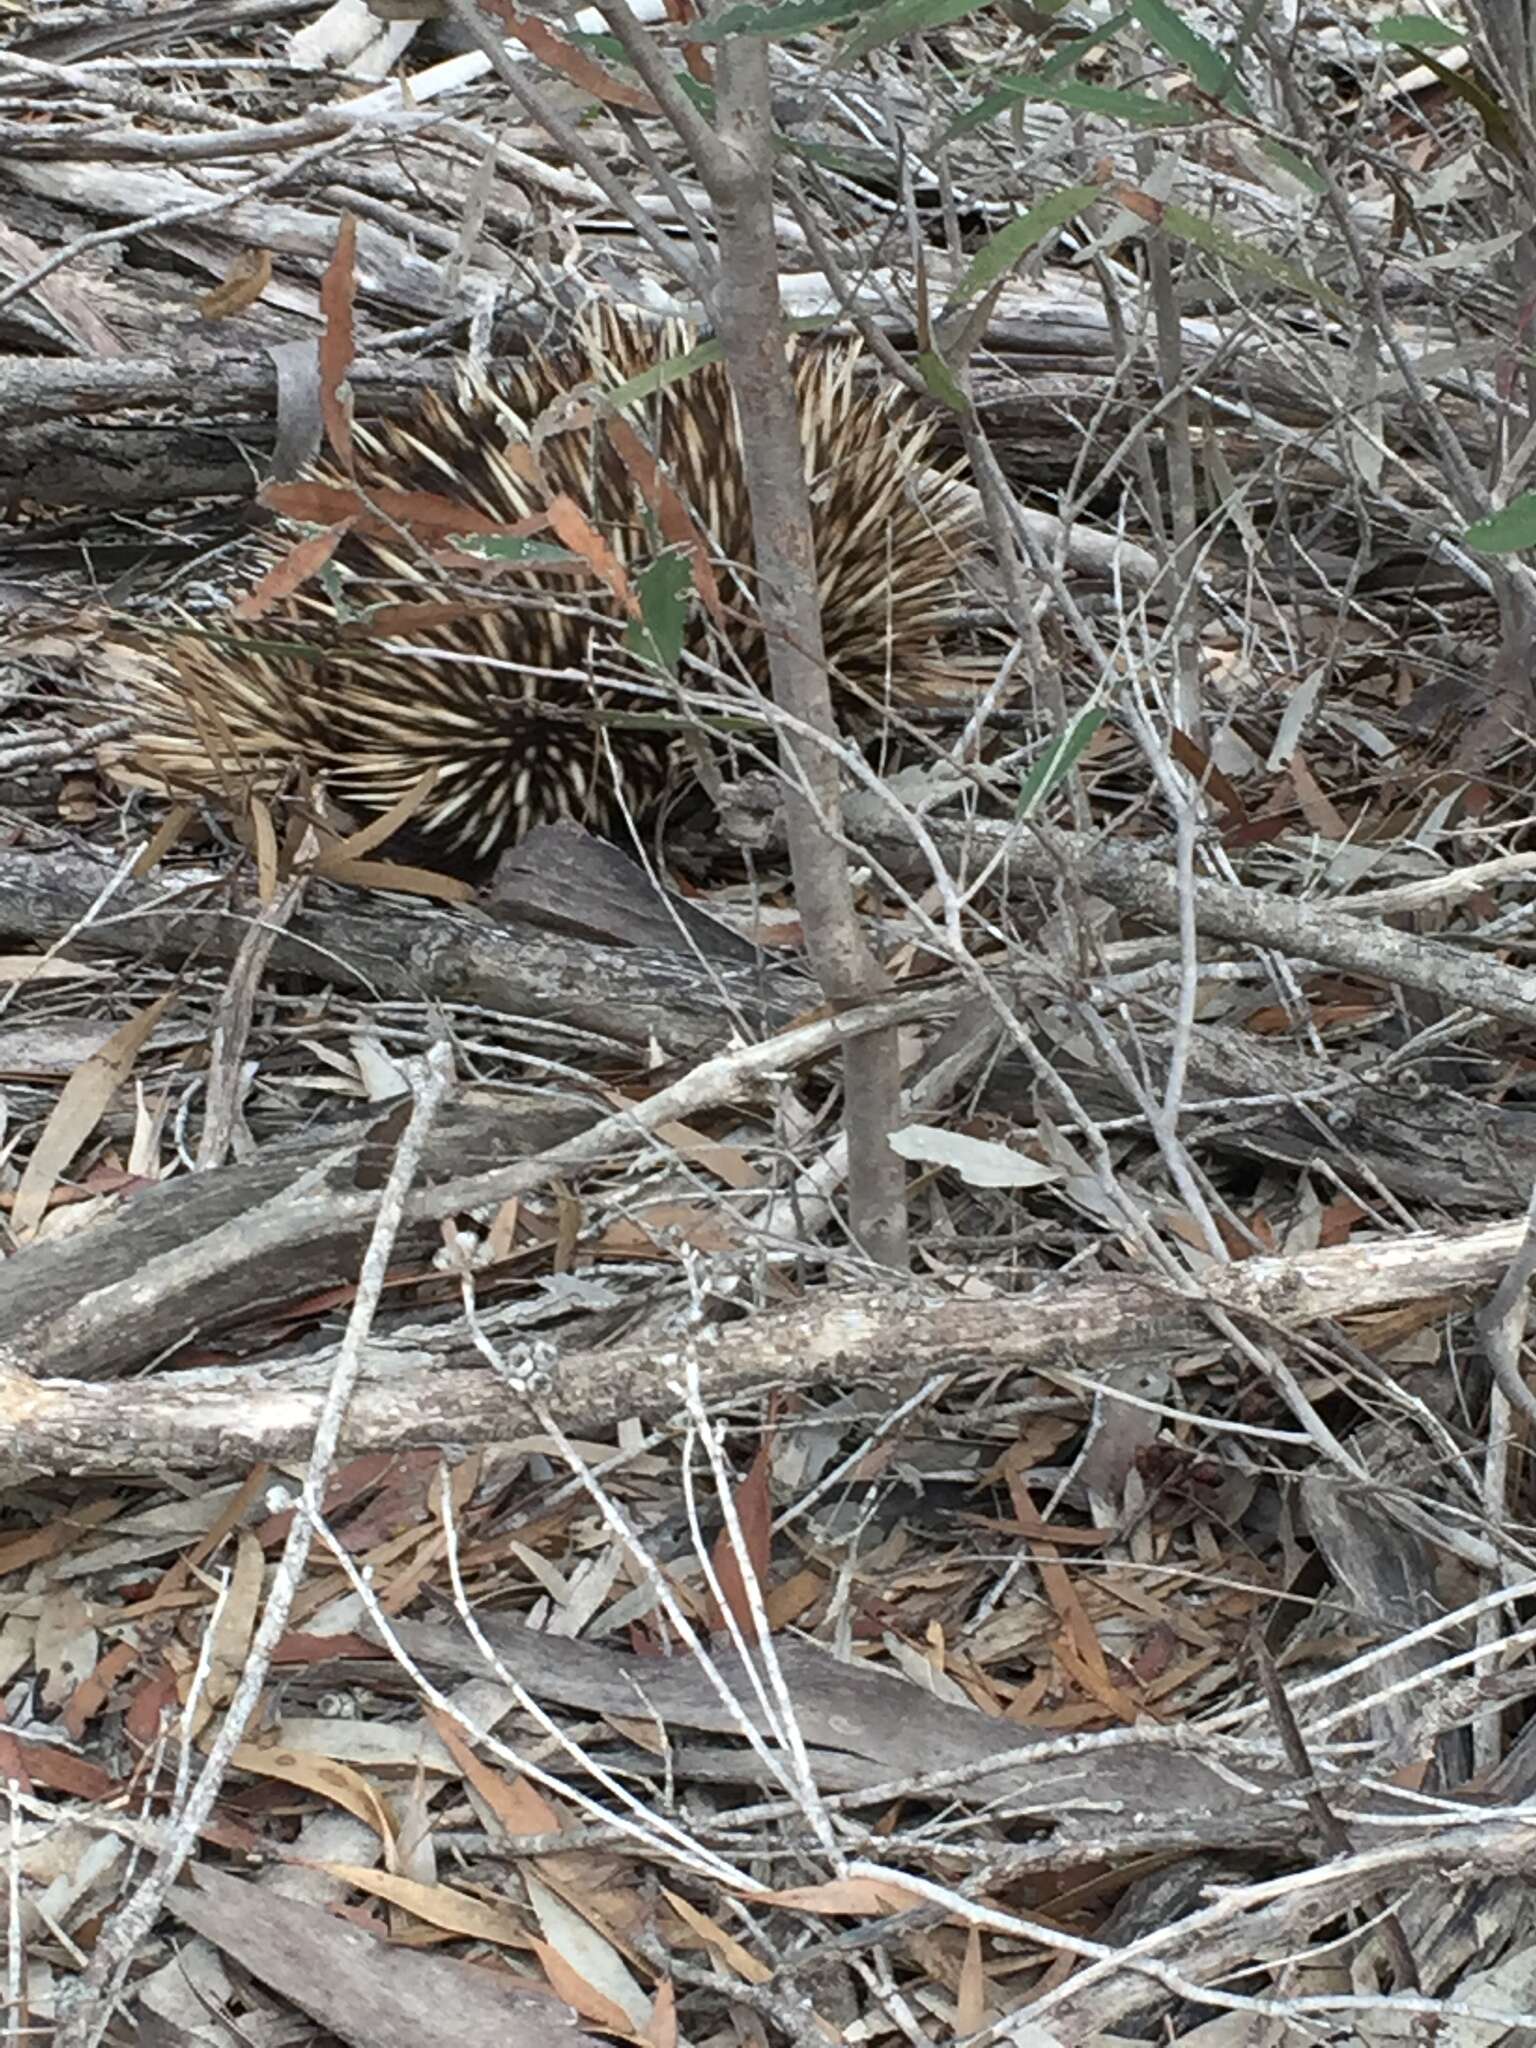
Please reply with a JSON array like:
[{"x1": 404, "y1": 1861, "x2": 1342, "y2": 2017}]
[{"x1": 52, "y1": 1041, "x2": 456, "y2": 2048}]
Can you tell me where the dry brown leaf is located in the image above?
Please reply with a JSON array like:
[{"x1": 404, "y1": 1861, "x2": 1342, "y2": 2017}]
[
  {"x1": 957, "y1": 1926, "x2": 989, "y2": 2034},
  {"x1": 3, "y1": 1732, "x2": 116, "y2": 1802},
  {"x1": 1108, "y1": 178, "x2": 1162, "y2": 223},
  {"x1": 1341, "y1": 1297, "x2": 1452, "y2": 1351},
  {"x1": 143, "y1": 1466, "x2": 272, "y2": 1615},
  {"x1": 1032, "y1": 1539, "x2": 1135, "y2": 1719},
  {"x1": 259, "y1": 477, "x2": 540, "y2": 541},
  {"x1": 233, "y1": 1747, "x2": 398, "y2": 1844},
  {"x1": 479, "y1": 0, "x2": 657, "y2": 110},
  {"x1": 319, "y1": 213, "x2": 357, "y2": 471},
  {"x1": 11, "y1": 992, "x2": 176, "y2": 1241},
  {"x1": 232, "y1": 521, "x2": 350, "y2": 620},
  {"x1": 0, "y1": 956, "x2": 106, "y2": 987},
  {"x1": 1053, "y1": 1626, "x2": 1140, "y2": 1723},
  {"x1": 322, "y1": 767, "x2": 441, "y2": 862},
  {"x1": 1288, "y1": 748, "x2": 1348, "y2": 839},
  {"x1": 546, "y1": 492, "x2": 635, "y2": 612},
  {"x1": 709, "y1": 1437, "x2": 773, "y2": 1638},
  {"x1": 642, "y1": 1977, "x2": 678, "y2": 2048},
  {"x1": 126, "y1": 1659, "x2": 180, "y2": 1749},
  {"x1": 199, "y1": 247, "x2": 274, "y2": 320},
  {"x1": 256, "y1": 1451, "x2": 410, "y2": 1546},
  {"x1": 661, "y1": 1888, "x2": 771, "y2": 1984},
  {"x1": 61, "y1": 1638, "x2": 136, "y2": 1742},
  {"x1": 604, "y1": 415, "x2": 724, "y2": 622},
  {"x1": 1318, "y1": 1195, "x2": 1368, "y2": 1246},
  {"x1": 526, "y1": 1870, "x2": 650, "y2": 2031},
  {"x1": 746, "y1": 1877, "x2": 926, "y2": 1915},
  {"x1": 763, "y1": 1566, "x2": 826, "y2": 1630},
  {"x1": 205, "y1": 1530, "x2": 266, "y2": 1707},
  {"x1": 1141, "y1": 1647, "x2": 1222, "y2": 1703},
  {"x1": 552, "y1": 1184, "x2": 582, "y2": 1275},
  {"x1": 485, "y1": 1196, "x2": 521, "y2": 1262},
  {"x1": 315, "y1": 852, "x2": 474, "y2": 905},
  {"x1": 249, "y1": 795, "x2": 280, "y2": 904},
  {"x1": 313, "y1": 1863, "x2": 532, "y2": 1947},
  {"x1": 1168, "y1": 726, "x2": 1247, "y2": 823},
  {"x1": 429, "y1": 1709, "x2": 563, "y2": 1838},
  {"x1": 663, "y1": 0, "x2": 712, "y2": 84},
  {"x1": 347, "y1": 599, "x2": 501, "y2": 636},
  {"x1": 600, "y1": 1712, "x2": 666, "y2": 1758},
  {"x1": 650, "y1": 1119, "x2": 763, "y2": 1191},
  {"x1": 0, "y1": 1498, "x2": 124, "y2": 1579},
  {"x1": 530, "y1": 1938, "x2": 641, "y2": 2037},
  {"x1": 597, "y1": 1208, "x2": 745, "y2": 1257}
]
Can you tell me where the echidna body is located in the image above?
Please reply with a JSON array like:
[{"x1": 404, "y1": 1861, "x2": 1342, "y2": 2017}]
[{"x1": 113, "y1": 308, "x2": 981, "y2": 863}]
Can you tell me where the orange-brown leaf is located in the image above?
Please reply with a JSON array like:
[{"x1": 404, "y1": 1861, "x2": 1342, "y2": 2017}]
[
  {"x1": 605, "y1": 414, "x2": 723, "y2": 622},
  {"x1": 199, "y1": 247, "x2": 273, "y2": 320},
  {"x1": 662, "y1": 1889, "x2": 770, "y2": 1983},
  {"x1": 710, "y1": 1438, "x2": 773, "y2": 1638},
  {"x1": 11, "y1": 992, "x2": 176, "y2": 1240},
  {"x1": 747, "y1": 1877, "x2": 926, "y2": 1915},
  {"x1": 1109, "y1": 180, "x2": 1163, "y2": 223},
  {"x1": 544, "y1": 492, "x2": 636, "y2": 612},
  {"x1": 320, "y1": 213, "x2": 358, "y2": 470},
  {"x1": 1168, "y1": 726, "x2": 1246, "y2": 823},
  {"x1": 480, "y1": 0, "x2": 658, "y2": 110},
  {"x1": 232, "y1": 521, "x2": 350, "y2": 619}
]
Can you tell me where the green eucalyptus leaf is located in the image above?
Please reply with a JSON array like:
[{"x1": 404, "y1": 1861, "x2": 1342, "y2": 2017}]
[
  {"x1": 1039, "y1": 12, "x2": 1133, "y2": 77},
  {"x1": 1015, "y1": 706, "x2": 1106, "y2": 817},
  {"x1": 452, "y1": 535, "x2": 582, "y2": 566},
  {"x1": 839, "y1": 0, "x2": 982, "y2": 59},
  {"x1": 950, "y1": 72, "x2": 1200, "y2": 136},
  {"x1": 914, "y1": 348, "x2": 969, "y2": 412},
  {"x1": 1412, "y1": 51, "x2": 1518, "y2": 156},
  {"x1": 1258, "y1": 140, "x2": 1327, "y2": 194},
  {"x1": 1132, "y1": 0, "x2": 1250, "y2": 111},
  {"x1": 1465, "y1": 496, "x2": 1536, "y2": 554},
  {"x1": 952, "y1": 182, "x2": 1100, "y2": 303},
  {"x1": 604, "y1": 337, "x2": 723, "y2": 409},
  {"x1": 1162, "y1": 201, "x2": 1346, "y2": 312},
  {"x1": 625, "y1": 550, "x2": 695, "y2": 674},
  {"x1": 1378, "y1": 14, "x2": 1464, "y2": 48}
]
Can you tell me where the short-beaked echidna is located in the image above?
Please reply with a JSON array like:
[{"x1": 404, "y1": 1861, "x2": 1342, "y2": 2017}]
[{"x1": 109, "y1": 307, "x2": 982, "y2": 864}]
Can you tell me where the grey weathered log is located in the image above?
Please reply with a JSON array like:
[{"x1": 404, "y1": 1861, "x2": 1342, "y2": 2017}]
[
  {"x1": 1, "y1": 1218, "x2": 1524, "y2": 1472},
  {"x1": 0, "y1": 348, "x2": 452, "y2": 427},
  {"x1": 378, "y1": 1614, "x2": 1303, "y2": 1836},
  {"x1": 0, "y1": 848, "x2": 805, "y2": 1059},
  {"x1": 772, "y1": 793, "x2": 1536, "y2": 1033},
  {"x1": 1048, "y1": 1018, "x2": 1536, "y2": 1209},
  {"x1": 2, "y1": 421, "x2": 267, "y2": 510},
  {"x1": 0, "y1": 1099, "x2": 598, "y2": 1381}
]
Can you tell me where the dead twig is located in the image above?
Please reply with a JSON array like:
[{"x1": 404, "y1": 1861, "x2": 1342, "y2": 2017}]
[{"x1": 51, "y1": 1039, "x2": 455, "y2": 2048}]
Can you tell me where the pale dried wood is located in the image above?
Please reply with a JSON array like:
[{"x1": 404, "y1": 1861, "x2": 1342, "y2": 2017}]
[{"x1": 2, "y1": 1216, "x2": 1524, "y2": 1473}]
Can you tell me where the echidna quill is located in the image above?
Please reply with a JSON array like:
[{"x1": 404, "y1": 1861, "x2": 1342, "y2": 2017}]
[{"x1": 108, "y1": 307, "x2": 983, "y2": 866}]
